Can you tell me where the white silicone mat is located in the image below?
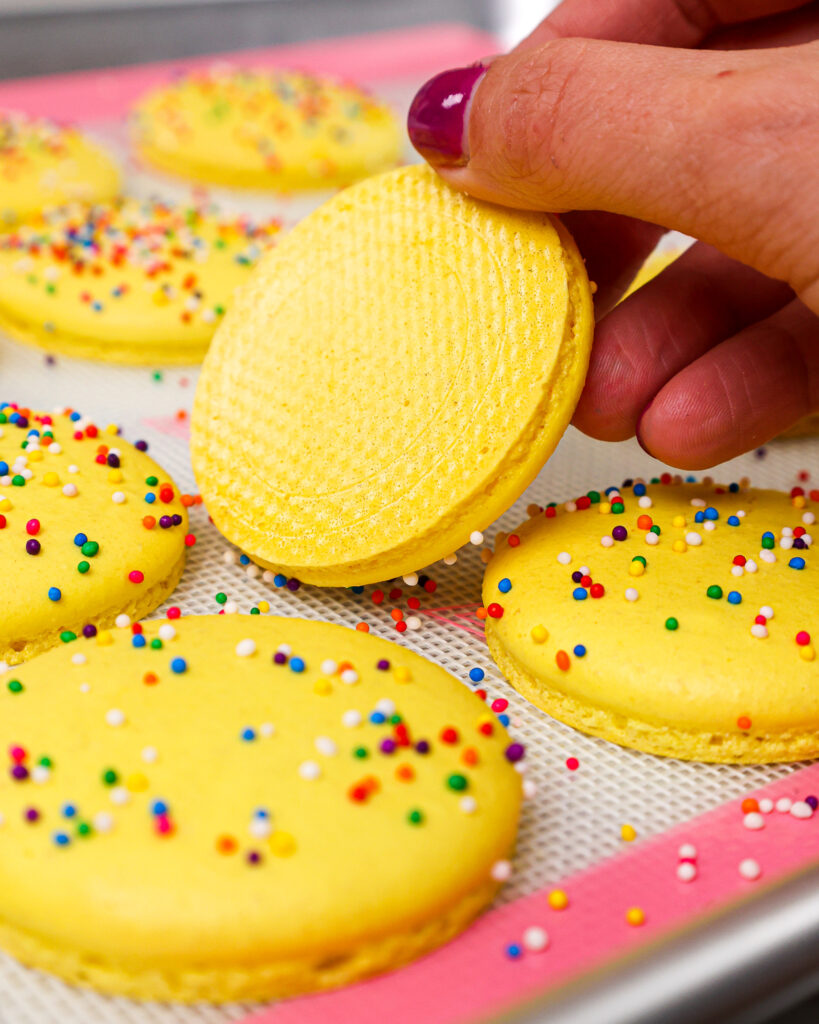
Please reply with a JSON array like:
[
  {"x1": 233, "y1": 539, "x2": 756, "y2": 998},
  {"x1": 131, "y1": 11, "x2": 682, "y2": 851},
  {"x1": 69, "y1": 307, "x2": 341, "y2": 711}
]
[{"x1": 0, "y1": 83, "x2": 816, "y2": 1024}]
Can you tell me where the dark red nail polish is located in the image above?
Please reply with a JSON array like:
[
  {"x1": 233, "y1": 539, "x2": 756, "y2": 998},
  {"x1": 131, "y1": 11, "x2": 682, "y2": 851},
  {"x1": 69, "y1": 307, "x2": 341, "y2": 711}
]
[{"x1": 407, "y1": 65, "x2": 486, "y2": 168}]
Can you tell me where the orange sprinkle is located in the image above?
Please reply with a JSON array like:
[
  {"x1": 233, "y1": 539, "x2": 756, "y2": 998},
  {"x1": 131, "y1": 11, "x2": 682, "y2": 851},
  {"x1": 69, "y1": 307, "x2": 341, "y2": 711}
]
[
  {"x1": 476, "y1": 607, "x2": 488, "y2": 621},
  {"x1": 181, "y1": 494, "x2": 196, "y2": 508},
  {"x1": 396, "y1": 764, "x2": 415, "y2": 782},
  {"x1": 556, "y1": 650, "x2": 570, "y2": 671},
  {"x1": 143, "y1": 672, "x2": 159, "y2": 685},
  {"x1": 142, "y1": 515, "x2": 156, "y2": 530},
  {"x1": 508, "y1": 534, "x2": 520, "y2": 547},
  {"x1": 461, "y1": 747, "x2": 479, "y2": 766},
  {"x1": 337, "y1": 661, "x2": 353, "y2": 674},
  {"x1": 737, "y1": 715, "x2": 752, "y2": 731},
  {"x1": 390, "y1": 608, "x2": 403, "y2": 622},
  {"x1": 741, "y1": 798, "x2": 759, "y2": 814},
  {"x1": 355, "y1": 622, "x2": 370, "y2": 633},
  {"x1": 216, "y1": 835, "x2": 238, "y2": 855},
  {"x1": 637, "y1": 514, "x2": 653, "y2": 530}
]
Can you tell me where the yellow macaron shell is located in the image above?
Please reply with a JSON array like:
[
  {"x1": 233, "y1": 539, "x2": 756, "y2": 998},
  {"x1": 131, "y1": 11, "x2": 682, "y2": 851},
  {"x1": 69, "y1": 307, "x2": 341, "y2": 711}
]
[
  {"x1": 0, "y1": 615, "x2": 523, "y2": 1001},
  {"x1": 483, "y1": 481, "x2": 818, "y2": 763},
  {"x1": 192, "y1": 164, "x2": 593, "y2": 585},
  {"x1": 1, "y1": 112, "x2": 120, "y2": 226},
  {"x1": 0, "y1": 199, "x2": 280, "y2": 364},
  {"x1": 0, "y1": 405, "x2": 188, "y2": 665},
  {"x1": 133, "y1": 68, "x2": 401, "y2": 190}
]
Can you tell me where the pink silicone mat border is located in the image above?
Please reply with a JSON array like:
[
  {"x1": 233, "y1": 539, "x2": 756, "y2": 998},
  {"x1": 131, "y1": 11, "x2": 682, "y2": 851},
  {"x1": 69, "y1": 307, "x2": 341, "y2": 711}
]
[
  {"x1": 0, "y1": 23, "x2": 497, "y2": 122},
  {"x1": 249, "y1": 764, "x2": 818, "y2": 1024}
]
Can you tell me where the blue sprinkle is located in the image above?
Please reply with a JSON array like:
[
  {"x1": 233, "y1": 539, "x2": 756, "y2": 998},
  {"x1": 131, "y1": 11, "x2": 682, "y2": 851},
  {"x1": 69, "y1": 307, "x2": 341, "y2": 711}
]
[
  {"x1": 727, "y1": 591, "x2": 742, "y2": 604},
  {"x1": 498, "y1": 578, "x2": 512, "y2": 593},
  {"x1": 573, "y1": 644, "x2": 587, "y2": 657},
  {"x1": 694, "y1": 511, "x2": 705, "y2": 524},
  {"x1": 605, "y1": 486, "x2": 619, "y2": 495},
  {"x1": 150, "y1": 799, "x2": 168, "y2": 816},
  {"x1": 47, "y1": 587, "x2": 61, "y2": 602},
  {"x1": 241, "y1": 727, "x2": 256, "y2": 741},
  {"x1": 572, "y1": 587, "x2": 588, "y2": 601},
  {"x1": 704, "y1": 507, "x2": 719, "y2": 520},
  {"x1": 350, "y1": 585, "x2": 364, "y2": 594},
  {"x1": 91, "y1": 301, "x2": 103, "y2": 312},
  {"x1": 727, "y1": 516, "x2": 740, "y2": 526},
  {"x1": 0, "y1": 461, "x2": 7, "y2": 475},
  {"x1": 69, "y1": 411, "x2": 81, "y2": 422},
  {"x1": 273, "y1": 573, "x2": 287, "y2": 587},
  {"x1": 144, "y1": 492, "x2": 156, "y2": 504},
  {"x1": 289, "y1": 657, "x2": 305, "y2": 673},
  {"x1": 505, "y1": 944, "x2": 523, "y2": 959},
  {"x1": 132, "y1": 634, "x2": 147, "y2": 648},
  {"x1": 170, "y1": 657, "x2": 187, "y2": 673},
  {"x1": 73, "y1": 532, "x2": 87, "y2": 547},
  {"x1": 239, "y1": 554, "x2": 250, "y2": 565},
  {"x1": 469, "y1": 667, "x2": 485, "y2": 683},
  {"x1": 762, "y1": 531, "x2": 775, "y2": 543},
  {"x1": 369, "y1": 711, "x2": 386, "y2": 725},
  {"x1": 789, "y1": 557, "x2": 806, "y2": 570},
  {"x1": 729, "y1": 482, "x2": 739, "y2": 492},
  {"x1": 498, "y1": 713, "x2": 510, "y2": 727},
  {"x1": 62, "y1": 803, "x2": 77, "y2": 818},
  {"x1": 254, "y1": 808, "x2": 269, "y2": 818},
  {"x1": 633, "y1": 483, "x2": 646, "y2": 496},
  {"x1": 53, "y1": 832, "x2": 71, "y2": 847}
]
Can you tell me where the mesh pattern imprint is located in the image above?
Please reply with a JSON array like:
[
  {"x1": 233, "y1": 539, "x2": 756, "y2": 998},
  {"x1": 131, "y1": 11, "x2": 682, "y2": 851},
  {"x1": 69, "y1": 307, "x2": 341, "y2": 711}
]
[{"x1": 0, "y1": 108, "x2": 813, "y2": 1024}]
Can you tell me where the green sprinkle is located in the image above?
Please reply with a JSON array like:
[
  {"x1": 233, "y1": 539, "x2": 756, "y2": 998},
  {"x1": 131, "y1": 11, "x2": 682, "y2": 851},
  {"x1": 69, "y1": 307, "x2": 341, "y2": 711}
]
[
  {"x1": 665, "y1": 617, "x2": 679, "y2": 631},
  {"x1": 706, "y1": 585, "x2": 723, "y2": 599},
  {"x1": 447, "y1": 773, "x2": 468, "y2": 792},
  {"x1": 77, "y1": 561, "x2": 90, "y2": 574},
  {"x1": 11, "y1": 475, "x2": 25, "y2": 487},
  {"x1": 77, "y1": 822, "x2": 92, "y2": 837},
  {"x1": 353, "y1": 746, "x2": 369, "y2": 759},
  {"x1": 612, "y1": 502, "x2": 625, "y2": 514},
  {"x1": 38, "y1": 756, "x2": 52, "y2": 768},
  {"x1": 250, "y1": 607, "x2": 260, "y2": 615},
  {"x1": 7, "y1": 679, "x2": 23, "y2": 693},
  {"x1": 587, "y1": 490, "x2": 601, "y2": 503},
  {"x1": 761, "y1": 535, "x2": 775, "y2": 549},
  {"x1": 632, "y1": 556, "x2": 647, "y2": 567},
  {"x1": 60, "y1": 631, "x2": 77, "y2": 643},
  {"x1": 407, "y1": 809, "x2": 424, "y2": 825},
  {"x1": 215, "y1": 592, "x2": 227, "y2": 605},
  {"x1": 152, "y1": 371, "x2": 163, "y2": 382},
  {"x1": 649, "y1": 525, "x2": 661, "y2": 535},
  {"x1": 389, "y1": 714, "x2": 402, "y2": 725},
  {"x1": 145, "y1": 475, "x2": 159, "y2": 486},
  {"x1": 101, "y1": 769, "x2": 118, "y2": 786},
  {"x1": 150, "y1": 638, "x2": 163, "y2": 650},
  {"x1": 80, "y1": 541, "x2": 99, "y2": 557}
]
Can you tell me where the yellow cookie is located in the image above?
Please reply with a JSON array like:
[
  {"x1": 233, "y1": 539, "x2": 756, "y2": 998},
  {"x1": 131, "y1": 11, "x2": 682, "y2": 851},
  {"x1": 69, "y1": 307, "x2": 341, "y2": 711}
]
[
  {"x1": 0, "y1": 402, "x2": 189, "y2": 665},
  {"x1": 0, "y1": 111, "x2": 119, "y2": 225},
  {"x1": 192, "y1": 164, "x2": 594, "y2": 586},
  {"x1": 483, "y1": 478, "x2": 818, "y2": 763},
  {"x1": 133, "y1": 67, "x2": 402, "y2": 190},
  {"x1": 0, "y1": 614, "x2": 523, "y2": 1001},
  {"x1": 0, "y1": 198, "x2": 281, "y2": 364}
]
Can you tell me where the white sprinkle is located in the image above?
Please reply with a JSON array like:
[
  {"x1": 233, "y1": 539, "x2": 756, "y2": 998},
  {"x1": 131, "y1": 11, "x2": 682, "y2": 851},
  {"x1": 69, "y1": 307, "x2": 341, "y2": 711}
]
[
  {"x1": 678, "y1": 843, "x2": 697, "y2": 859},
  {"x1": 110, "y1": 787, "x2": 130, "y2": 806},
  {"x1": 759, "y1": 606, "x2": 774, "y2": 620},
  {"x1": 141, "y1": 746, "x2": 158, "y2": 763},
  {"x1": 223, "y1": 550, "x2": 238, "y2": 565},
  {"x1": 158, "y1": 624, "x2": 176, "y2": 641},
  {"x1": 245, "y1": 563, "x2": 261, "y2": 579},
  {"x1": 803, "y1": 533, "x2": 813, "y2": 546},
  {"x1": 315, "y1": 736, "x2": 338, "y2": 757},
  {"x1": 522, "y1": 779, "x2": 537, "y2": 800},
  {"x1": 645, "y1": 532, "x2": 659, "y2": 545},
  {"x1": 690, "y1": 498, "x2": 707, "y2": 507},
  {"x1": 776, "y1": 797, "x2": 792, "y2": 813},
  {"x1": 522, "y1": 926, "x2": 549, "y2": 952},
  {"x1": 600, "y1": 535, "x2": 614, "y2": 548},
  {"x1": 250, "y1": 817, "x2": 273, "y2": 839},
  {"x1": 460, "y1": 796, "x2": 477, "y2": 814},
  {"x1": 750, "y1": 624, "x2": 768, "y2": 639},
  {"x1": 79, "y1": 683, "x2": 91, "y2": 694},
  {"x1": 739, "y1": 858, "x2": 761, "y2": 881},
  {"x1": 340, "y1": 669, "x2": 359, "y2": 685},
  {"x1": 262, "y1": 570, "x2": 276, "y2": 583},
  {"x1": 759, "y1": 798, "x2": 774, "y2": 814},
  {"x1": 625, "y1": 587, "x2": 639, "y2": 602},
  {"x1": 105, "y1": 709, "x2": 126, "y2": 727},
  {"x1": 490, "y1": 859, "x2": 512, "y2": 882},
  {"x1": 791, "y1": 801, "x2": 813, "y2": 820},
  {"x1": 704, "y1": 520, "x2": 716, "y2": 532},
  {"x1": 782, "y1": 527, "x2": 794, "y2": 537},
  {"x1": 676, "y1": 862, "x2": 697, "y2": 882},
  {"x1": 62, "y1": 483, "x2": 78, "y2": 497},
  {"x1": 277, "y1": 644, "x2": 292, "y2": 657},
  {"x1": 443, "y1": 554, "x2": 458, "y2": 565},
  {"x1": 737, "y1": 510, "x2": 746, "y2": 517},
  {"x1": 745, "y1": 559, "x2": 759, "y2": 572},
  {"x1": 469, "y1": 531, "x2": 484, "y2": 546},
  {"x1": 49, "y1": 443, "x2": 61, "y2": 455},
  {"x1": 31, "y1": 765, "x2": 51, "y2": 784},
  {"x1": 376, "y1": 698, "x2": 396, "y2": 716},
  {"x1": 298, "y1": 760, "x2": 321, "y2": 780},
  {"x1": 111, "y1": 491, "x2": 126, "y2": 504},
  {"x1": 405, "y1": 615, "x2": 421, "y2": 631},
  {"x1": 115, "y1": 614, "x2": 131, "y2": 629},
  {"x1": 556, "y1": 551, "x2": 572, "y2": 565},
  {"x1": 579, "y1": 566, "x2": 590, "y2": 576},
  {"x1": 93, "y1": 812, "x2": 114, "y2": 833},
  {"x1": 731, "y1": 565, "x2": 744, "y2": 577},
  {"x1": 759, "y1": 549, "x2": 775, "y2": 563},
  {"x1": 403, "y1": 573, "x2": 419, "y2": 586},
  {"x1": 780, "y1": 536, "x2": 794, "y2": 550},
  {"x1": 235, "y1": 638, "x2": 257, "y2": 658},
  {"x1": 803, "y1": 512, "x2": 815, "y2": 525},
  {"x1": 0, "y1": 812, "x2": 4, "y2": 827},
  {"x1": 743, "y1": 812, "x2": 765, "y2": 831},
  {"x1": 321, "y1": 659, "x2": 337, "y2": 676},
  {"x1": 637, "y1": 496, "x2": 653, "y2": 508},
  {"x1": 342, "y1": 710, "x2": 362, "y2": 728},
  {"x1": 223, "y1": 600, "x2": 239, "y2": 614},
  {"x1": 259, "y1": 722, "x2": 275, "y2": 737},
  {"x1": 71, "y1": 653, "x2": 87, "y2": 666},
  {"x1": 68, "y1": 464, "x2": 79, "y2": 474},
  {"x1": 685, "y1": 532, "x2": 702, "y2": 546}
]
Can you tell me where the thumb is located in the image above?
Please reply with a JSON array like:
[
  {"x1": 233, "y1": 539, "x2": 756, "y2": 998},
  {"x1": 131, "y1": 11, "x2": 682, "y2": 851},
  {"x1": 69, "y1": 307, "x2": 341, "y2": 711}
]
[{"x1": 407, "y1": 39, "x2": 819, "y2": 305}]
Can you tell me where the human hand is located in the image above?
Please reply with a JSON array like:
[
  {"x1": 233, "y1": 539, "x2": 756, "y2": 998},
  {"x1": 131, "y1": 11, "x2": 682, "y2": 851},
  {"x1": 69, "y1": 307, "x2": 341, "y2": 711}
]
[{"x1": 407, "y1": 0, "x2": 819, "y2": 468}]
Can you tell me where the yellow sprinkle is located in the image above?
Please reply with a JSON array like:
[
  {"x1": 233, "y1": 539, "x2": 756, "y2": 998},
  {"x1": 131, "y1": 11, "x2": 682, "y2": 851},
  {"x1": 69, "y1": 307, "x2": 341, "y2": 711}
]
[
  {"x1": 313, "y1": 678, "x2": 332, "y2": 696},
  {"x1": 480, "y1": 548, "x2": 493, "y2": 564},
  {"x1": 793, "y1": 495, "x2": 806, "y2": 509},
  {"x1": 394, "y1": 666, "x2": 412, "y2": 683},
  {"x1": 672, "y1": 540, "x2": 687, "y2": 553},
  {"x1": 672, "y1": 514, "x2": 686, "y2": 527},
  {"x1": 28, "y1": 450, "x2": 43, "y2": 463},
  {"x1": 531, "y1": 624, "x2": 549, "y2": 644},
  {"x1": 526, "y1": 503, "x2": 542, "y2": 517},
  {"x1": 269, "y1": 831, "x2": 297, "y2": 857},
  {"x1": 257, "y1": 600, "x2": 269, "y2": 613},
  {"x1": 477, "y1": 713, "x2": 494, "y2": 729},
  {"x1": 108, "y1": 468, "x2": 123, "y2": 483},
  {"x1": 126, "y1": 772, "x2": 149, "y2": 792},
  {"x1": 548, "y1": 889, "x2": 569, "y2": 911},
  {"x1": 0, "y1": 497, "x2": 11, "y2": 511},
  {"x1": 152, "y1": 289, "x2": 170, "y2": 306},
  {"x1": 626, "y1": 907, "x2": 645, "y2": 927},
  {"x1": 96, "y1": 630, "x2": 114, "y2": 646},
  {"x1": 628, "y1": 562, "x2": 645, "y2": 577},
  {"x1": 621, "y1": 824, "x2": 637, "y2": 842},
  {"x1": 105, "y1": 424, "x2": 118, "y2": 435},
  {"x1": 800, "y1": 645, "x2": 815, "y2": 662},
  {"x1": 598, "y1": 502, "x2": 611, "y2": 515},
  {"x1": 42, "y1": 471, "x2": 60, "y2": 487}
]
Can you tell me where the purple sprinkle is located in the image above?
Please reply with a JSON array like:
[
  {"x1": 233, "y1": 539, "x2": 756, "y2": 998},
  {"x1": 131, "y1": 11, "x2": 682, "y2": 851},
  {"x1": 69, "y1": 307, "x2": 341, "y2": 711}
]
[
  {"x1": 273, "y1": 652, "x2": 287, "y2": 665},
  {"x1": 806, "y1": 795, "x2": 818, "y2": 810},
  {"x1": 171, "y1": 514, "x2": 183, "y2": 526},
  {"x1": 376, "y1": 659, "x2": 390, "y2": 671},
  {"x1": 159, "y1": 515, "x2": 173, "y2": 529},
  {"x1": 505, "y1": 742, "x2": 525, "y2": 763},
  {"x1": 286, "y1": 578, "x2": 301, "y2": 592},
  {"x1": 106, "y1": 453, "x2": 120, "y2": 468},
  {"x1": 380, "y1": 739, "x2": 396, "y2": 755},
  {"x1": 10, "y1": 765, "x2": 28, "y2": 781},
  {"x1": 26, "y1": 539, "x2": 41, "y2": 555},
  {"x1": 793, "y1": 537, "x2": 806, "y2": 550},
  {"x1": 15, "y1": 416, "x2": 28, "y2": 429},
  {"x1": 415, "y1": 740, "x2": 430, "y2": 755},
  {"x1": 246, "y1": 850, "x2": 262, "y2": 865},
  {"x1": 612, "y1": 526, "x2": 628, "y2": 541},
  {"x1": 135, "y1": 440, "x2": 148, "y2": 452},
  {"x1": 24, "y1": 807, "x2": 39, "y2": 823},
  {"x1": 82, "y1": 624, "x2": 97, "y2": 638},
  {"x1": 571, "y1": 570, "x2": 583, "y2": 583}
]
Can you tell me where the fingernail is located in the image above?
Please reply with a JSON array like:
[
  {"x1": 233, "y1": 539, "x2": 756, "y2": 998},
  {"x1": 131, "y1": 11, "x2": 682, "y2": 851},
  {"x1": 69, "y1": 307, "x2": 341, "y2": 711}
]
[{"x1": 407, "y1": 65, "x2": 486, "y2": 168}]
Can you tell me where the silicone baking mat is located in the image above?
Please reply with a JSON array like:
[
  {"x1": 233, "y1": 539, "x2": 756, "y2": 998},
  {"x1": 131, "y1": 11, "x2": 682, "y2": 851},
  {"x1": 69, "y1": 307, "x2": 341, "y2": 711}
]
[{"x1": 0, "y1": 24, "x2": 816, "y2": 1024}]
